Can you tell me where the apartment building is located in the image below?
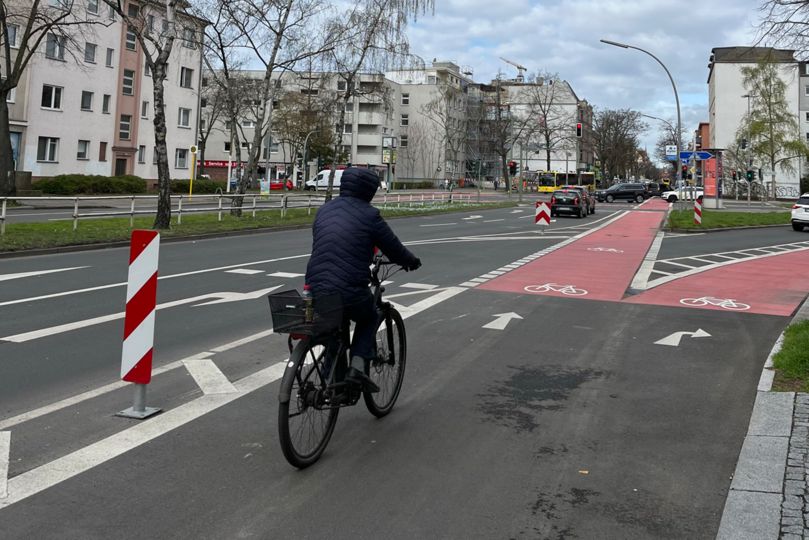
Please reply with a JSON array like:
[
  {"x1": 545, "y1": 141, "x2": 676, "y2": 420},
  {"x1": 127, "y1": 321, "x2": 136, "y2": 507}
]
[
  {"x1": 4, "y1": 1, "x2": 204, "y2": 181},
  {"x1": 708, "y1": 46, "x2": 801, "y2": 193}
]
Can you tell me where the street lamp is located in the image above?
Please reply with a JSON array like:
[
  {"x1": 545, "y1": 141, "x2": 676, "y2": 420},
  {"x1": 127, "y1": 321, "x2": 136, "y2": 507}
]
[
  {"x1": 302, "y1": 129, "x2": 319, "y2": 188},
  {"x1": 600, "y1": 39, "x2": 682, "y2": 188}
]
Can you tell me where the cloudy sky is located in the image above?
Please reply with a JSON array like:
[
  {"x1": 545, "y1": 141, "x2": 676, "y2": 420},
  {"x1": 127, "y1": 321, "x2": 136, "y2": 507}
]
[{"x1": 407, "y1": 0, "x2": 763, "y2": 161}]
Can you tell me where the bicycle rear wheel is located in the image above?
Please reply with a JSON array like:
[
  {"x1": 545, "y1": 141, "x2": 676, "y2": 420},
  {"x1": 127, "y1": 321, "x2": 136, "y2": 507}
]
[
  {"x1": 364, "y1": 308, "x2": 406, "y2": 418},
  {"x1": 278, "y1": 340, "x2": 339, "y2": 468}
]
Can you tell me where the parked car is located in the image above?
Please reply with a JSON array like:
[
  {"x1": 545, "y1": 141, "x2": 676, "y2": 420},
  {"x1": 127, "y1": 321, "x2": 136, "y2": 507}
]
[
  {"x1": 661, "y1": 186, "x2": 704, "y2": 202},
  {"x1": 792, "y1": 193, "x2": 809, "y2": 231},
  {"x1": 595, "y1": 183, "x2": 648, "y2": 203},
  {"x1": 644, "y1": 181, "x2": 666, "y2": 197},
  {"x1": 306, "y1": 169, "x2": 344, "y2": 191},
  {"x1": 559, "y1": 185, "x2": 596, "y2": 214},
  {"x1": 550, "y1": 189, "x2": 588, "y2": 218}
]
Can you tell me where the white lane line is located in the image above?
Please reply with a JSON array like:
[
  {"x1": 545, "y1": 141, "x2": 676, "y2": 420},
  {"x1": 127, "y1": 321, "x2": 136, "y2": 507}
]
[
  {"x1": 267, "y1": 272, "x2": 304, "y2": 278},
  {"x1": 630, "y1": 230, "x2": 665, "y2": 291},
  {"x1": 209, "y1": 329, "x2": 274, "y2": 354},
  {"x1": 489, "y1": 271, "x2": 506, "y2": 275},
  {"x1": 459, "y1": 282, "x2": 479, "y2": 287},
  {"x1": 0, "y1": 431, "x2": 8, "y2": 498},
  {"x1": 470, "y1": 277, "x2": 489, "y2": 283},
  {"x1": 182, "y1": 358, "x2": 238, "y2": 394},
  {"x1": 480, "y1": 274, "x2": 499, "y2": 279},
  {"x1": 419, "y1": 223, "x2": 457, "y2": 227},
  {"x1": 399, "y1": 283, "x2": 438, "y2": 290},
  {"x1": 483, "y1": 219, "x2": 504, "y2": 223},
  {"x1": 0, "y1": 282, "x2": 465, "y2": 509},
  {"x1": 0, "y1": 254, "x2": 311, "y2": 308},
  {"x1": 225, "y1": 269, "x2": 264, "y2": 275},
  {"x1": 0, "y1": 267, "x2": 89, "y2": 283}
]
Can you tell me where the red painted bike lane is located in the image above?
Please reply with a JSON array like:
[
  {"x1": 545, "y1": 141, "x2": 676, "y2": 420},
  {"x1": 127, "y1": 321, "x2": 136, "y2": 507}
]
[
  {"x1": 626, "y1": 248, "x2": 809, "y2": 316},
  {"x1": 478, "y1": 207, "x2": 667, "y2": 301}
]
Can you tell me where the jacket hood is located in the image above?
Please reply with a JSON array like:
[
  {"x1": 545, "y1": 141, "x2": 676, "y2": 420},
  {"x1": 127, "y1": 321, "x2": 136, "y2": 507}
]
[{"x1": 339, "y1": 167, "x2": 380, "y2": 202}]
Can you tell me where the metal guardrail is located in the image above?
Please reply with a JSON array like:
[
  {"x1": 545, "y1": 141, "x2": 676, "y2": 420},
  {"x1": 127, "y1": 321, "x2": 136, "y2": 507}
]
[{"x1": 0, "y1": 190, "x2": 480, "y2": 235}]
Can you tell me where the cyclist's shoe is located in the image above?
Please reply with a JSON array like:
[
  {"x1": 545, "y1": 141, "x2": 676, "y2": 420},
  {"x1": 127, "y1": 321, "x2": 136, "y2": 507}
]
[{"x1": 345, "y1": 367, "x2": 380, "y2": 393}]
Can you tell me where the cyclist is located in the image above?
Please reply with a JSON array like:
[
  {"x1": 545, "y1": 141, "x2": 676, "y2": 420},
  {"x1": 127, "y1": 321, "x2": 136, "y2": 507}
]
[{"x1": 305, "y1": 167, "x2": 421, "y2": 392}]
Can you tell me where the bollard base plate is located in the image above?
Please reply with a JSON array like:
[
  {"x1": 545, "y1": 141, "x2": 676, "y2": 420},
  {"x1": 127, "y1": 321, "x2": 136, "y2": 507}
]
[{"x1": 115, "y1": 406, "x2": 161, "y2": 420}]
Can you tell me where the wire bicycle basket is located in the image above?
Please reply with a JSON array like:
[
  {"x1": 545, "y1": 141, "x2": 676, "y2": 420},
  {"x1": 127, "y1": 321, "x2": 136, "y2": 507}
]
[{"x1": 268, "y1": 289, "x2": 343, "y2": 336}]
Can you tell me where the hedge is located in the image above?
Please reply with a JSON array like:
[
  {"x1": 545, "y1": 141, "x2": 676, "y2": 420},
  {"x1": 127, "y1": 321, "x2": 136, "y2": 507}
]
[
  {"x1": 34, "y1": 174, "x2": 147, "y2": 195},
  {"x1": 171, "y1": 179, "x2": 226, "y2": 194}
]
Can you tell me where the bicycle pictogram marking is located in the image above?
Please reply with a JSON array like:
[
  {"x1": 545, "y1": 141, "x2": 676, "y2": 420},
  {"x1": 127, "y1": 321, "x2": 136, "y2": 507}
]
[
  {"x1": 586, "y1": 247, "x2": 624, "y2": 253},
  {"x1": 524, "y1": 283, "x2": 589, "y2": 296},
  {"x1": 679, "y1": 296, "x2": 751, "y2": 311}
]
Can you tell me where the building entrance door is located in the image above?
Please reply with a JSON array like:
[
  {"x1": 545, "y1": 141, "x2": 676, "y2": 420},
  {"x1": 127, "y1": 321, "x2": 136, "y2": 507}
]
[{"x1": 115, "y1": 158, "x2": 127, "y2": 176}]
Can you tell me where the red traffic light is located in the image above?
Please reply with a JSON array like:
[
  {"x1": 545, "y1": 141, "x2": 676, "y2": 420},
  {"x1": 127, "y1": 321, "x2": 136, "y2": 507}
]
[{"x1": 576, "y1": 123, "x2": 582, "y2": 137}]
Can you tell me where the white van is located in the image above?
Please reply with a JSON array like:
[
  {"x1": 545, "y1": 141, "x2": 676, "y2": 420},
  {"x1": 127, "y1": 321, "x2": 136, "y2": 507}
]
[{"x1": 305, "y1": 169, "x2": 388, "y2": 191}]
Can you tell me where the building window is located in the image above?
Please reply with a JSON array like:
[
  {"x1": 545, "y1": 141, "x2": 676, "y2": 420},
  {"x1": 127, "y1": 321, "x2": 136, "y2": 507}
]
[
  {"x1": 6, "y1": 87, "x2": 16, "y2": 103},
  {"x1": 138, "y1": 145, "x2": 146, "y2": 163},
  {"x1": 180, "y1": 67, "x2": 194, "y2": 89},
  {"x1": 102, "y1": 94, "x2": 111, "y2": 114},
  {"x1": 7, "y1": 24, "x2": 18, "y2": 48},
  {"x1": 242, "y1": 119, "x2": 255, "y2": 128},
  {"x1": 200, "y1": 118, "x2": 206, "y2": 131},
  {"x1": 806, "y1": 132, "x2": 809, "y2": 142},
  {"x1": 806, "y1": 112, "x2": 809, "y2": 122},
  {"x1": 147, "y1": 15, "x2": 155, "y2": 32},
  {"x1": 77, "y1": 140, "x2": 90, "y2": 160},
  {"x1": 41, "y1": 84, "x2": 63, "y2": 109},
  {"x1": 122, "y1": 69, "x2": 135, "y2": 95},
  {"x1": 344, "y1": 102, "x2": 353, "y2": 113},
  {"x1": 162, "y1": 19, "x2": 169, "y2": 33},
  {"x1": 87, "y1": 0, "x2": 99, "y2": 14},
  {"x1": 200, "y1": 98, "x2": 208, "y2": 108},
  {"x1": 301, "y1": 88, "x2": 318, "y2": 95},
  {"x1": 400, "y1": 135, "x2": 408, "y2": 148},
  {"x1": 344, "y1": 124, "x2": 352, "y2": 133},
  {"x1": 224, "y1": 141, "x2": 231, "y2": 152},
  {"x1": 45, "y1": 33, "x2": 65, "y2": 60},
  {"x1": 427, "y1": 75, "x2": 436, "y2": 84},
  {"x1": 141, "y1": 101, "x2": 149, "y2": 118},
  {"x1": 175, "y1": 148, "x2": 188, "y2": 169},
  {"x1": 120, "y1": 114, "x2": 132, "y2": 140},
  {"x1": 400, "y1": 114, "x2": 408, "y2": 127},
  {"x1": 178, "y1": 107, "x2": 191, "y2": 128},
  {"x1": 144, "y1": 63, "x2": 151, "y2": 77},
  {"x1": 183, "y1": 28, "x2": 196, "y2": 48},
  {"x1": 337, "y1": 80, "x2": 347, "y2": 91},
  {"x1": 126, "y1": 26, "x2": 137, "y2": 51},
  {"x1": 108, "y1": 3, "x2": 115, "y2": 19},
  {"x1": 80, "y1": 90, "x2": 93, "y2": 111},
  {"x1": 127, "y1": 3, "x2": 139, "y2": 17},
  {"x1": 84, "y1": 42, "x2": 97, "y2": 63},
  {"x1": 106, "y1": 47, "x2": 114, "y2": 67},
  {"x1": 401, "y1": 93, "x2": 409, "y2": 105},
  {"x1": 37, "y1": 137, "x2": 59, "y2": 162},
  {"x1": 99, "y1": 141, "x2": 107, "y2": 161},
  {"x1": 153, "y1": 146, "x2": 158, "y2": 164},
  {"x1": 805, "y1": 85, "x2": 809, "y2": 97}
]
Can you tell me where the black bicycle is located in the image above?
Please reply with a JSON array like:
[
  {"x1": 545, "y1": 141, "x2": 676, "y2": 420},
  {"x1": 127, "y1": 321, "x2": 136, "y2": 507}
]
[{"x1": 268, "y1": 254, "x2": 407, "y2": 468}]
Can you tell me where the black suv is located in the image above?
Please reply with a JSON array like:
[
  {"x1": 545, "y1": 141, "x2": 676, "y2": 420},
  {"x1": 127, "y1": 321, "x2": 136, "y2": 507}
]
[{"x1": 595, "y1": 183, "x2": 648, "y2": 203}]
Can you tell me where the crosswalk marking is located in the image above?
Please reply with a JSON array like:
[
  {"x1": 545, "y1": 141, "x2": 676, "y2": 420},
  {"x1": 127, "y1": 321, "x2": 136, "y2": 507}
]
[
  {"x1": 183, "y1": 358, "x2": 238, "y2": 395},
  {"x1": 399, "y1": 283, "x2": 437, "y2": 290}
]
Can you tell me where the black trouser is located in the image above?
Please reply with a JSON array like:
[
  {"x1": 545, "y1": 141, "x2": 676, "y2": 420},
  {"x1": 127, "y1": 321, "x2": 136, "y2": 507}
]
[{"x1": 342, "y1": 289, "x2": 378, "y2": 361}]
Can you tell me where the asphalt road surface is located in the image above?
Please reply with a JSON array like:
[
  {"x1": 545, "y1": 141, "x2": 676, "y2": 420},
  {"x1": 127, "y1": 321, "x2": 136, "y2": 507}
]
[{"x1": 1, "y1": 198, "x2": 808, "y2": 539}]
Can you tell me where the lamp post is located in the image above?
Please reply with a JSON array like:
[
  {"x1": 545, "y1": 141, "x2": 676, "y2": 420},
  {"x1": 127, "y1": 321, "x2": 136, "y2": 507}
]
[
  {"x1": 302, "y1": 129, "x2": 319, "y2": 189},
  {"x1": 600, "y1": 39, "x2": 682, "y2": 192}
]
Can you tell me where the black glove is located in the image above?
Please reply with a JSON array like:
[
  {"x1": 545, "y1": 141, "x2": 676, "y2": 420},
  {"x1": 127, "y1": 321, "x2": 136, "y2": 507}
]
[{"x1": 404, "y1": 258, "x2": 422, "y2": 272}]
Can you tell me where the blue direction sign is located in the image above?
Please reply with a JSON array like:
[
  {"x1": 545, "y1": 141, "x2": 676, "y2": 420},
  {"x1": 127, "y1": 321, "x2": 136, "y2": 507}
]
[{"x1": 680, "y1": 151, "x2": 713, "y2": 161}]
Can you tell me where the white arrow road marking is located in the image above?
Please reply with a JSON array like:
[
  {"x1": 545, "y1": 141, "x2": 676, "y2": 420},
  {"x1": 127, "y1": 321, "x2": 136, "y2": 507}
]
[
  {"x1": 182, "y1": 358, "x2": 238, "y2": 394},
  {"x1": 462, "y1": 215, "x2": 483, "y2": 220},
  {"x1": 0, "y1": 267, "x2": 88, "y2": 282},
  {"x1": 0, "y1": 431, "x2": 9, "y2": 498},
  {"x1": 1, "y1": 287, "x2": 283, "y2": 343},
  {"x1": 654, "y1": 329, "x2": 711, "y2": 347},
  {"x1": 482, "y1": 312, "x2": 523, "y2": 330}
]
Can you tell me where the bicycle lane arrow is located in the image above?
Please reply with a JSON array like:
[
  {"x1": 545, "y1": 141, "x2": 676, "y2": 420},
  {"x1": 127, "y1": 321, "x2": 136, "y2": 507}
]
[
  {"x1": 482, "y1": 312, "x2": 523, "y2": 330},
  {"x1": 655, "y1": 329, "x2": 711, "y2": 347}
]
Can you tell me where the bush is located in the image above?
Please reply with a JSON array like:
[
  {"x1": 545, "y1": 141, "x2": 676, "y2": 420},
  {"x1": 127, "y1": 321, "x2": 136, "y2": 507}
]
[
  {"x1": 34, "y1": 174, "x2": 147, "y2": 195},
  {"x1": 170, "y1": 179, "x2": 225, "y2": 194},
  {"x1": 392, "y1": 180, "x2": 436, "y2": 190}
]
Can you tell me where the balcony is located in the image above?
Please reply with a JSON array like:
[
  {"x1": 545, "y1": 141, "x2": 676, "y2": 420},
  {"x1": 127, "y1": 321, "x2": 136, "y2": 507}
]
[
  {"x1": 355, "y1": 132, "x2": 382, "y2": 147},
  {"x1": 357, "y1": 111, "x2": 386, "y2": 125}
]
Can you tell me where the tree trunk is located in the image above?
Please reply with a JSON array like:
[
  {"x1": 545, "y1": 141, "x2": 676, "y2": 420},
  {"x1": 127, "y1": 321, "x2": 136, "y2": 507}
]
[
  {"x1": 501, "y1": 154, "x2": 510, "y2": 194},
  {"x1": 327, "y1": 98, "x2": 348, "y2": 201},
  {"x1": 151, "y1": 68, "x2": 172, "y2": 229},
  {"x1": 198, "y1": 141, "x2": 206, "y2": 176},
  {"x1": 0, "y1": 93, "x2": 15, "y2": 196}
]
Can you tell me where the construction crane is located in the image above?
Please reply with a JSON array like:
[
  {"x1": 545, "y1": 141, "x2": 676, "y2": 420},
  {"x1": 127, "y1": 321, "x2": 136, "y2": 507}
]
[{"x1": 499, "y1": 57, "x2": 526, "y2": 83}]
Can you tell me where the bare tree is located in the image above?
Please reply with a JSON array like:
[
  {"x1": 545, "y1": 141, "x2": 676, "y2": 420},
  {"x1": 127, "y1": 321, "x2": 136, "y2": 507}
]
[
  {"x1": 523, "y1": 72, "x2": 577, "y2": 172},
  {"x1": 488, "y1": 75, "x2": 532, "y2": 194},
  {"x1": 592, "y1": 108, "x2": 647, "y2": 182},
  {"x1": 102, "y1": 0, "x2": 200, "y2": 229},
  {"x1": 653, "y1": 119, "x2": 683, "y2": 177},
  {"x1": 421, "y1": 79, "x2": 465, "y2": 183},
  {"x1": 397, "y1": 118, "x2": 438, "y2": 180},
  {"x1": 757, "y1": 1, "x2": 809, "y2": 53},
  {"x1": 0, "y1": 1, "x2": 96, "y2": 195},
  {"x1": 323, "y1": 0, "x2": 433, "y2": 199},
  {"x1": 197, "y1": 74, "x2": 227, "y2": 177}
]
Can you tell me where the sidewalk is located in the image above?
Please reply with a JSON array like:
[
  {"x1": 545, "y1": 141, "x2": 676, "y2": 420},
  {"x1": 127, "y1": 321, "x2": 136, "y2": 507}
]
[{"x1": 717, "y1": 298, "x2": 809, "y2": 539}]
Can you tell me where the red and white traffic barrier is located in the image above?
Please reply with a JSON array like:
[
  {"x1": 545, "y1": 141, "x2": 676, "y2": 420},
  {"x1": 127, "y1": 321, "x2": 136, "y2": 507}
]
[
  {"x1": 535, "y1": 201, "x2": 551, "y2": 227},
  {"x1": 117, "y1": 230, "x2": 162, "y2": 419},
  {"x1": 694, "y1": 197, "x2": 703, "y2": 225}
]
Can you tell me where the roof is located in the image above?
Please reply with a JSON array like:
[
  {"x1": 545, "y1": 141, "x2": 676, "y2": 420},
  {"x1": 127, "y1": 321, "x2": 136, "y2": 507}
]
[{"x1": 708, "y1": 47, "x2": 796, "y2": 83}]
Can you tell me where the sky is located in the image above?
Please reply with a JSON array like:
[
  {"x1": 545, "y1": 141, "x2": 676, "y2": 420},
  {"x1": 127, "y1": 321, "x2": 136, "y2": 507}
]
[{"x1": 407, "y1": 0, "x2": 763, "y2": 162}]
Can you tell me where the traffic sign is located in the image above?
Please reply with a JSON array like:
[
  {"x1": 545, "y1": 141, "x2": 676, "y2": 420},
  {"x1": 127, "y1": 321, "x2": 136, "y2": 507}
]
[
  {"x1": 665, "y1": 145, "x2": 677, "y2": 156},
  {"x1": 680, "y1": 151, "x2": 713, "y2": 161},
  {"x1": 535, "y1": 201, "x2": 550, "y2": 226}
]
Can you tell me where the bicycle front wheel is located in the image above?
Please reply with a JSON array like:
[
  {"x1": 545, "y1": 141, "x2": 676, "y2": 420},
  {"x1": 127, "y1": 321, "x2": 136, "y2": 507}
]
[
  {"x1": 278, "y1": 340, "x2": 339, "y2": 468},
  {"x1": 364, "y1": 307, "x2": 407, "y2": 418}
]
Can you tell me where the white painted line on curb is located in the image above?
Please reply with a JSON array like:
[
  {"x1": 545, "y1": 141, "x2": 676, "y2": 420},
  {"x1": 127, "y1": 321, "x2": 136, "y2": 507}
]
[
  {"x1": 183, "y1": 359, "x2": 238, "y2": 394},
  {"x1": 758, "y1": 334, "x2": 784, "y2": 392},
  {"x1": 0, "y1": 431, "x2": 9, "y2": 498},
  {"x1": 225, "y1": 269, "x2": 264, "y2": 275},
  {"x1": 630, "y1": 230, "x2": 665, "y2": 291}
]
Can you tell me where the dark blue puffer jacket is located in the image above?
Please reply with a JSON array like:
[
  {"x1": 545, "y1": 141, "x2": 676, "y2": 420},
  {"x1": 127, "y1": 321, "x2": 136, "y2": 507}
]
[{"x1": 305, "y1": 168, "x2": 418, "y2": 296}]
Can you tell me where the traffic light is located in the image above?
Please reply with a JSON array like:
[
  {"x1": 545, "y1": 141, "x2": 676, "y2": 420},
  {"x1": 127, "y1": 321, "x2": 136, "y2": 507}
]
[
  {"x1": 746, "y1": 169, "x2": 754, "y2": 182},
  {"x1": 576, "y1": 123, "x2": 582, "y2": 138},
  {"x1": 732, "y1": 171, "x2": 737, "y2": 181},
  {"x1": 508, "y1": 161, "x2": 517, "y2": 176},
  {"x1": 741, "y1": 138, "x2": 748, "y2": 149},
  {"x1": 681, "y1": 165, "x2": 688, "y2": 180}
]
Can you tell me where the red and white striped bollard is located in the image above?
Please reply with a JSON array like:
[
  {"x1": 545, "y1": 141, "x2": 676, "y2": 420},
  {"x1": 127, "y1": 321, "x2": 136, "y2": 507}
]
[{"x1": 694, "y1": 196, "x2": 703, "y2": 225}]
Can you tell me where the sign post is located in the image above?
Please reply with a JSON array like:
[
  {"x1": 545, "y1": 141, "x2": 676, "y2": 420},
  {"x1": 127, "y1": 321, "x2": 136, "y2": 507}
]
[
  {"x1": 382, "y1": 136, "x2": 397, "y2": 192},
  {"x1": 117, "y1": 230, "x2": 162, "y2": 419},
  {"x1": 189, "y1": 145, "x2": 198, "y2": 198}
]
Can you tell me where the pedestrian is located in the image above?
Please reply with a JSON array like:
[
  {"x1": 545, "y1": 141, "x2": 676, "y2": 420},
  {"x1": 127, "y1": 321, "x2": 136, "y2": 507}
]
[{"x1": 494, "y1": 179, "x2": 499, "y2": 191}]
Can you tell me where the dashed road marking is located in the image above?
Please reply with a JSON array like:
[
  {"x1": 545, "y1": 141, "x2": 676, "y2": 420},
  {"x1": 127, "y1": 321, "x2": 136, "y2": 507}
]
[
  {"x1": 399, "y1": 283, "x2": 438, "y2": 290},
  {"x1": 183, "y1": 358, "x2": 238, "y2": 394},
  {"x1": 225, "y1": 269, "x2": 264, "y2": 275},
  {"x1": 267, "y1": 272, "x2": 304, "y2": 278}
]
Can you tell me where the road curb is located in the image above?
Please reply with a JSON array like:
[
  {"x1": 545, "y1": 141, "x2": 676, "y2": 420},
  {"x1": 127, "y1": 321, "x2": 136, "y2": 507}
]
[
  {"x1": 716, "y1": 294, "x2": 809, "y2": 539},
  {"x1": 668, "y1": 224, "x2": 790, "y2": 233}
]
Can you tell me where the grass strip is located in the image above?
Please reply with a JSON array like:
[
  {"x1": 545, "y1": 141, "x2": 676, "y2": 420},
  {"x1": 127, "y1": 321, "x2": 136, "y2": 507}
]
[
  {"x1": 772, "y1": 320, "x2": 809, "y2": 392},
  {"x1": 0, "y1": 201, "x2": 517, "y2": 253},
  {"x1": 668, "y1": 209, "x2": 790, "y2": 229}
]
